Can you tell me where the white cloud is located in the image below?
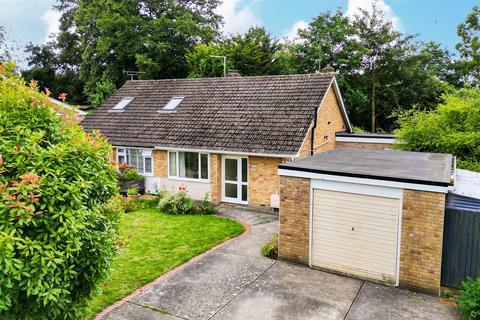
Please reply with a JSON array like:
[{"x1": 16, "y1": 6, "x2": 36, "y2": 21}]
[
  {"x1": 346, "y1": 0, "x2": 403, "y2": 31},
  {"x1": 216, "y1": 0, "x2": 262, "y2": 35},
  {"x1": 282, "y1": 20, "x2": 309, "y2": 43},
  {"x1": 41, "y1": 9, "x2": 61, "y2": 42}
]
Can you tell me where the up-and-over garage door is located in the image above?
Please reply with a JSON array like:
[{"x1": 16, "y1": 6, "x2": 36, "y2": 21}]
[{"x1": 312, "y1": 188, "x2": 401, "y2": 285}]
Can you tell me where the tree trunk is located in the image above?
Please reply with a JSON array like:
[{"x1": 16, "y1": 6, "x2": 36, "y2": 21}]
[{"x1": 371, "y1": 76, "x2": 376, "y2": 133}]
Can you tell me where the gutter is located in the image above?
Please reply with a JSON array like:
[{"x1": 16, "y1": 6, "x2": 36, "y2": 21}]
[{"x1": 153, "y1": 146, "x2": 294, "y2": 158}]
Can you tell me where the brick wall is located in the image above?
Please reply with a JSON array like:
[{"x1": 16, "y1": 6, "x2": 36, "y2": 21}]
[
  {"x1": 153, "y1": 150, "x2": 167, "y2": 178},
  {"x1": 336, "y1": 141, "x2": 393, "y2": 150},
  {"x1": 278, "y1": 176, "x2": 310, "y2": 264},
  {"x1": 298, "y1": 86, "x2": 347, "y2": 157},
  {"x1": 400, "y1": 189, "x2": 446, "y2": 294},
  {"x1": 210, "y1": 154, "x2": 222, "y2": 203},
  {"x1": 248, "y1": 156, "x2": 284, "y2": 207}
]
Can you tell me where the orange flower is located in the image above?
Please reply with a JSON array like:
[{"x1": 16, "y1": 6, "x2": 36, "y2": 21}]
[
  {"x1": 44, "y1": 87, "x2": 51, "y2": 96},
  {"x1": 29, "y1": 79, "x2": 38, "y2": 90},
  {"x1": 20, "y1": 172, "x2": 40, "y2": 184},
  {"x1": 58, "y1": 92, "x2": 68, "y2": 102}
]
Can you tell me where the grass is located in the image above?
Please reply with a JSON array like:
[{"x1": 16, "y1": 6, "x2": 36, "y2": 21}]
[{"x1": 86, "y1": 209, "x2": 245, "y2": 318}]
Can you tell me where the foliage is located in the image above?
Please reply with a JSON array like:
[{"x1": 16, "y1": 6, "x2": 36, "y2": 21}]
[
  {"x1": 288, "y1": 5, "x2": 451, "y2": 132},
  {"x1": 457, "y1": 277, "x2": 480, "y2": 319},
  {"x1": 456, "y1": 5, "x2": 480, "y2": 87},
  {"x1": 23, "y1": 0, "x2": 222, "y2": 106},
  {"x1": 117, "y1": 163, "x2": 142, "y2": 182},
  {"x1": 187, "y1": 26, "x2": 286, "y2": 77},
  {"x1": 86, "y1": 209, "x2": 244, "y2": 317},
  {"x1": 85, "y1": 79, "x2": 116, "y2": 107},
  {"x1": 194, "y1": 192, "x2": 217, "y2": 215},
  {"x1": 0, "y1": 64, "x2": 120, "y2": 319},
  {"x1": 261, "y1": 234, "x2": 278, "y2": 259},
  {"x1": 395, "y1": 88, "x2": 480, "y2": 172},
  {"x1": 0, "y1": 26, "x2": 13, "y2": 62},
  {"x1": 119, "y1": 195, "x2": 158, "y2": 213},
  {"x1": 158, "y1": 189, "x2": 194, "y2": 215},
  {"x1": 126, "y1": 188, "x2": 138, "y2": 196}
]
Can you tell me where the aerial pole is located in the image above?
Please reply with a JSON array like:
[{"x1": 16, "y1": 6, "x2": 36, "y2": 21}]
[{"x1": 210, "y1": 55, "x2": 227, "y2": 77}]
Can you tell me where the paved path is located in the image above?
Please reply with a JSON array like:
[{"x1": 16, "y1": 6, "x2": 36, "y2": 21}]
[{"x1": 100, "y1": 208, "x2": 460, "y2": 320}]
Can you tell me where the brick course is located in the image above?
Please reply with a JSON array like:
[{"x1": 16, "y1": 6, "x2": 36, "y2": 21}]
[
  {"x1": 298, "y1": 86, "x2": 347, "y2": 157},
  {"x1": 400, "y1": 189, "x2": 446, "y2": 294},
  {"x1": 248, "y1": 156, "x2": 284, "y2": 207},
  {"x1": 278, "y1": 176, "x2": 310, "y2": 264},
  {"x1": 153, "y1": 150, "x2": 167, "y2": 178},
  {"x1": 336, "y1": 141, "x2": 393, "y2": 150}
]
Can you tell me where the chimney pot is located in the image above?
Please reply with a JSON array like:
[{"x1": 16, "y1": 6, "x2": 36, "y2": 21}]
[{"x1": 227, "y1": 69, "x2": 241, "y2": 77}]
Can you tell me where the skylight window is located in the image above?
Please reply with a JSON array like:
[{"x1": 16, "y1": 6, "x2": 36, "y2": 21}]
[
  {"x1": 109, "y1": 97, "x2": 134, "y2": 112},
  {"x1": 159, "y1": 96, "x2": 184, "y2": 112}
]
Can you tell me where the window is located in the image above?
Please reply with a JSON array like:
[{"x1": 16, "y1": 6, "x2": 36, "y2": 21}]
[
  {"x1": 168, "y1": 151, "x2": 209, "y2": 181},
  {"x1": 159, "y1": 97, "x2": 184, "y2": 112},
  {"x1": 109, "y1": 97, "x2": 134, "y2": 112},
  {"x1": 116, "y1": 148, "x2": 153, "y2": 175}
]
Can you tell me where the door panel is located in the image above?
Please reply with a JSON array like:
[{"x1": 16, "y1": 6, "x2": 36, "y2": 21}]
[
  {"x1": 222, "y1": 156, "x2": 248, "y2": 204},
  {"x1": 312, "y1": 189, "x2": 400, "y2": 285}
]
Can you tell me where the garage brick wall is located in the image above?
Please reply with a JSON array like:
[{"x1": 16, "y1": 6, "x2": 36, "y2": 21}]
[
  {"x1": 278, "y1": 176, "x2": 310, "y2": 264},
  {"x1": 153, "y1": 150, "x2": 168, "y2": 178},
  {"x1": 400, "y1": 190, "x2": 446, "y2": 294}
]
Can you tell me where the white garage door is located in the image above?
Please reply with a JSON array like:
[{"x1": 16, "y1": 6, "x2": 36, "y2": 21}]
[{"x1": 312, "y1": 189, "x2": 401, "y2": 284}]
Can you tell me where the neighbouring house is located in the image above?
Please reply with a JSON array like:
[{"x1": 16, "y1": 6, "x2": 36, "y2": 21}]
[
  {"x1": 81, "y1": 71, "x2": 352, "y2": 208},
  {"x1": 49, "y1": 97, "x2": 88, "y2": 123},
  {"x1": 278, "y1": 148, "x2": 456, "y2": 295},
  {"x1": 335, "y1": 131, "x2": 395, "y2": 150}
]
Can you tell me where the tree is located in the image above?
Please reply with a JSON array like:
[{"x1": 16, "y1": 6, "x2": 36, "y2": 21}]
[
  {"x1": 395, "y1": 88, "x2": 480, "y2": 172},
  {"x1": 187, "y1": 26, "x2": 286, "y2": 77},
  {"x1": 288, "y1": 10, "x2": 365, "y2": 74},
  {"x1": 24, "y1": 0, "x2": 222, "y2": 106},
  {"x1": 456, "y1": 5, "x2": 480, "y2": 86},
  {"x1": 0, "y1": 26, "x2": 13, "y2": 62},
  {"x1": 0, "y1": 63, "x2": 121, "y2": 319}
]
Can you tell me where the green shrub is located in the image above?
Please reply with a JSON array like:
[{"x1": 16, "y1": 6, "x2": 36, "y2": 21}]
[
  {"x1": 120, "y1": 195, "x2": 159, "y2": 213},
  {"x1": 395, "y1": 88, "x2": 480, "y2": 172},
  {"x1": 261, "y1": 234, "x2": 278, "y2": 259},
  {"x1": 0, "y1": 63, "x2": 121, "y2": 319},
  {"x1": 457, "y1": 277, "x2": 480, "y2": 319},
  {"x1": 158, "y1": 190, "x2": 194, "y2": 215},
  {"x1": 118, "y1": 164, "x2": 142, "y2": 182},
  {"x1": 194, "y1": 192, "x2": 217, "y2": 215},
  {"x1": 127, "y1": 188, "x2": 139, "y2": 196}
]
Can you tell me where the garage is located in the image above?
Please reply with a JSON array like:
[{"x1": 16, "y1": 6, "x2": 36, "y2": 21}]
[{"x1": 277, "y1": 148, "x2": 455, "y2": 295}]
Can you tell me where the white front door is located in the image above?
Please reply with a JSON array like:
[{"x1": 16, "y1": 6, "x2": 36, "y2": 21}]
[{"x1": 222, "y1": 156, "x2": 248, "y2": 204}]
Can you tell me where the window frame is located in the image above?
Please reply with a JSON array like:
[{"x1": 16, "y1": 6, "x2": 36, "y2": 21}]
[
  {"x1": 168, "y1": 150, "x2": 210, "y2": 183},
  {"x1": 116, "y1": 147, "x2": 153, "y2": 176}
]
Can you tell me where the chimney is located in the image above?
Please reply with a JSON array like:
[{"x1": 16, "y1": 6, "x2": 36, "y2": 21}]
[
  {"x1": 226, "y1": 69, "x2": 241, "y2": 77},
  {"x1": 320, "y1": 64, "x2": 335, "y2": 74}
]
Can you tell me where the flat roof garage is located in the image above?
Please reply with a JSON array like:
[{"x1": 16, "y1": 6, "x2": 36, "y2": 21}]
[{"x1": 278, "y1": 148, "x2": 454, "y2": 295}]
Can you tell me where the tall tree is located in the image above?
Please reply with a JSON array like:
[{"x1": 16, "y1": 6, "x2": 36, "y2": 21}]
[
  {"x1": 456, "y1": 5, "x2": 480, "y2": 86},
  {"x1": 187, "y1": 26, "x2": 285, "y2": 77},
  {"x1": 24, "y1": 0, "x2": 222, "y2": 106}
]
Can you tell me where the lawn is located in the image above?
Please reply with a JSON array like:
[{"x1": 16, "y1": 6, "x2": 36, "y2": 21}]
[{"x1": 86, "y1": 209, "x2": 245, "y2": 318}]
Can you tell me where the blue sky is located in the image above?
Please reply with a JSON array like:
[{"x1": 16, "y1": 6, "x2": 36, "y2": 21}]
[{"x1": 0, "y1": 0, "x2": 477, "y2": 64}]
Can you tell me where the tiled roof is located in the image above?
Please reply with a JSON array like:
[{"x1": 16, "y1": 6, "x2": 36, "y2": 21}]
[{"x1": 81, "y1": 73, "x2": 338, "y2": 155}]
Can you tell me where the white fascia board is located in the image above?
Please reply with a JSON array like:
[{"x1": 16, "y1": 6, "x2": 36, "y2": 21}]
[
  {"x1": 278, "y1": 168, "x2": 449, "y2": 193},
  {"x1": 332, "y1": 78, "x2": 353, "y2": 132},
  {"x1": 335, "y1": 136, "x2": 396, "y2": 144},
  {"x1": 154, "y1": 146, "x2": 294, "y2": 159}
]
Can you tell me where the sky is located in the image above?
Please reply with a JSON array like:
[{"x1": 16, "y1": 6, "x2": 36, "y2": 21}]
[{"x1": 0, "y1": 0, "x2": 478, "y2": 64}]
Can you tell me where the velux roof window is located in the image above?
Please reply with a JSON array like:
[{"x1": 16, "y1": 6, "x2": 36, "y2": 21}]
[
  {"x1": 159, "y1": 96, "x2": 184, "y2": 112},
  {"x1": 109, "y1": 96, "x2": 134, "y2": 112}
]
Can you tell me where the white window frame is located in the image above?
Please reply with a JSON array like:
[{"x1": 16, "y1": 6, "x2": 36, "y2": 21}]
[
  {"x1": 168, "y1": 151, "x2": 210, "y2": 182},
  {"x1": 116, "y1": 147, "x2": 153, "y2": 176}
]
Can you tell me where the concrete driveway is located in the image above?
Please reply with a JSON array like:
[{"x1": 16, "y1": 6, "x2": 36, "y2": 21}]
[{"x1": 100, "y1": 208, "x2": 460, "y2": 320}]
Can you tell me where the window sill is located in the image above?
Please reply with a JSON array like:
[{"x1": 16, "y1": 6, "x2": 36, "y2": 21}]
[{"x1": 167, "y1": 176, "x2": 210, "y2": 184}]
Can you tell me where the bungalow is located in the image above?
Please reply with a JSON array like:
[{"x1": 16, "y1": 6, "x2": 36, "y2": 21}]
[{"x1": 81, "y1": 71, "x2": 353, "y2": 208}]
